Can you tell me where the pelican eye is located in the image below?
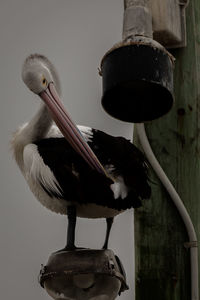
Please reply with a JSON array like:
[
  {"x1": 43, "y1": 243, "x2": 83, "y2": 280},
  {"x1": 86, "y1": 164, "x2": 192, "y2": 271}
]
[{"x1": 42, "y1": 77, "x2": 47, "y2": 86}]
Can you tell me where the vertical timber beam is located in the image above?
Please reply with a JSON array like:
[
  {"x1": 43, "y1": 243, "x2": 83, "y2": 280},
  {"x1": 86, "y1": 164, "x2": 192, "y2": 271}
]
[{"x1": 134, "y1": 1, "x2": 200, "y2": 299}]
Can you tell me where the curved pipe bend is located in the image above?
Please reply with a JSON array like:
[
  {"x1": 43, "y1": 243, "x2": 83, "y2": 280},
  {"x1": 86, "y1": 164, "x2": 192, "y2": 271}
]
[{"x1": 136, "y1": 123, "x2": 198, "y2": 300}]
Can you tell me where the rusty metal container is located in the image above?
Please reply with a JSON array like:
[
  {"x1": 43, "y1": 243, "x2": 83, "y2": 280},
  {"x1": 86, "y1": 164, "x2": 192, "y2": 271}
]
[{"x1": 39, "y1": 249, "x2": 129, "y2": 299}]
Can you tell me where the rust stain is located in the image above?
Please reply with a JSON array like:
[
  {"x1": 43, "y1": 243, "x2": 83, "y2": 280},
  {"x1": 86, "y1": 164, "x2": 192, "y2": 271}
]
[
  {"x1": 188, "y1": 104, "x2": 193, "y2": 111},
  {"x1": 171, "y1": 130, "x2": 186, "y2": 147},
  {"x1": 177, "y1": 108, "x2": 186, "y2": 116},
  {"x1": 171, "y1": 273, "x2": 178, "y2": 288}
]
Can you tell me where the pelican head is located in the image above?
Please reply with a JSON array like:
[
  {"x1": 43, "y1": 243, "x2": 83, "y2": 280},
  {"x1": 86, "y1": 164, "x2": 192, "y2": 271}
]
[
  {"x1": 21, "y1": 54, "x2": 105, "y2": 175},
  {"x1": 22, "y1": 54, "x2": 61, "y2": 96}
]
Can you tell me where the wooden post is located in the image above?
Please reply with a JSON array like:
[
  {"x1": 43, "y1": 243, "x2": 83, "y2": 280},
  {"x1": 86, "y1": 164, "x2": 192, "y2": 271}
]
[{"x1": 134, "y1": 1, "x2": 200, "y2": 299}]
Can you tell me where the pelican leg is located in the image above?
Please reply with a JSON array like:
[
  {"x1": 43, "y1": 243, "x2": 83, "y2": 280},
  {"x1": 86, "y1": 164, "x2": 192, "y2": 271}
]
[
  {"x1": 102, "y1": 217, "x2": 114, "y2": 249},
  {"x1": 65, "y1": 205, "x2": 77, "y2": 250}
]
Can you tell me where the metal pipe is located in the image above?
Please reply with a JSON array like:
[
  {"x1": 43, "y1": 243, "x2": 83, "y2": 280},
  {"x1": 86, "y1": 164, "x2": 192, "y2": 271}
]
[{"x1": 123, "y1": 0, "x2": 152, "y2": 40}]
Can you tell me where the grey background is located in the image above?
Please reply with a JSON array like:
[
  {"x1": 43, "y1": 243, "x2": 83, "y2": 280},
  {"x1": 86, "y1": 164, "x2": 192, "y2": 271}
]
[{"x1": 0, "y1": 1, "x2": 135, "y2": 299}]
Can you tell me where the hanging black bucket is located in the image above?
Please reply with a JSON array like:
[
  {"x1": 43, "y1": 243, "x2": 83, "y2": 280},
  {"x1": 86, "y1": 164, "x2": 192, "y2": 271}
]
[{"x1": 100, "y1": 40, "x2": 174, "y2": 123}]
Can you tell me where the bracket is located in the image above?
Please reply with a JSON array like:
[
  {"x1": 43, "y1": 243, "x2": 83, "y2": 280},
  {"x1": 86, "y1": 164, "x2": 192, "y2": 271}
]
[{"x1": 150, "y1": 0, "x2": 189, "y2": 48}]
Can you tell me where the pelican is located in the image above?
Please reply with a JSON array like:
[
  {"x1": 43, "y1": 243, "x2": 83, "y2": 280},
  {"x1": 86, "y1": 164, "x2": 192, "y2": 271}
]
[{"x1": 12, "y1": 54, "x2": 151, "y2": 250}]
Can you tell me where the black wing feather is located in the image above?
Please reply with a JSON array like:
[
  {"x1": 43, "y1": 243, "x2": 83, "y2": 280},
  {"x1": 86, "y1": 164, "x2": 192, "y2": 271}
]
[
  {"x1": 89, "y1": 129, "x2": 151, "y2": 199},
  {"x1": 34, "y1": 128, "x2": 151, "y2": 210}
]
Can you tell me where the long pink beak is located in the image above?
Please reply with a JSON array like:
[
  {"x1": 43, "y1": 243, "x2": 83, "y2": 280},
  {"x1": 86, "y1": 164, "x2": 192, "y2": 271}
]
[{"x1": 39, "y1": 82, "x2": 110, "y2": 178}]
